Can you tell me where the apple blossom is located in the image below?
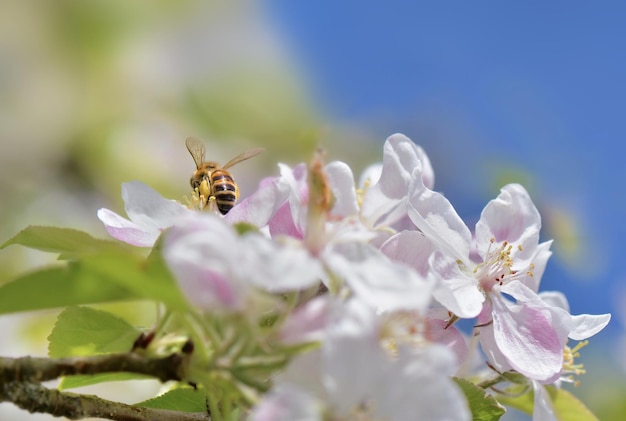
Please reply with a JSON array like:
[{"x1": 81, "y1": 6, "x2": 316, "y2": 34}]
[{"x1": 399, "y1": 178, "x2": 611, "y2": 382}]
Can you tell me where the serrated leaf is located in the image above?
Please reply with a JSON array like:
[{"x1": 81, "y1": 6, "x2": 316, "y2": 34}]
[
  {"x1": 498, "y1": 385, "x2": 599, "y2": 421},
  {"x1": 0, "y1": 265, "x2": 140, "y2": 314},
  {"x1": 48, "y1": 306, "x2": 147, "y2": 390},
  {"x1": 453, "y1": 377, "x2": 506, "y2": 421},
  {"x1": 136, "y1": 387, "x2": 208, "y2": 412},
  {"x1": 48, "y1": 306, "x2": 141, "y2": 357},
  {"x1": 1, "y1": 226, "x2": 121, "y2": 258}
]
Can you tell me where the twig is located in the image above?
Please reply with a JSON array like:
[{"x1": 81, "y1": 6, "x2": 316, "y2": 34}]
[
  {"x1": 0, "y1": 353, "x2": 187, "y2": 383},
  {"x1": 0, "y1": 381, "x2": 209, "y2": 421}
]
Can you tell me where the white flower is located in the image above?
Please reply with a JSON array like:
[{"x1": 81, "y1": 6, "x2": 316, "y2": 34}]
[
  {"x1": 251, "y1": 298, "x2": 470, "y2": 421},
  {"x1": 97, "y1": 181, "x2": 192, "y2": 247},
  {"x1": 401, "y1": 181, "x2": 610, "y2": 382}
]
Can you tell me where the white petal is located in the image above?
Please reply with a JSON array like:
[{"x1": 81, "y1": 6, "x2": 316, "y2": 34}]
[
  {"x1": 243, "y1": 234, "x2": 323, "y2": 292},
  {"x1": 361, "y1": 183, "x2": 407, "y2": 228},
  {"x1": 526, "y1": 240, "x2": 553, "y2": 292},
  {"x1": 276, "y1": 350, "x2": 327, "y2": 401},
  {"x1": 475, "y1": 184, "x2": 541, "y2": 265},
  {"x1": 122, "y1": 181, "x2": 189, "y2": 230},
  {"x1": 538, "y1": 290, "x2": 570, "y2": 312},
  {"x1": 377, "y1": 133, "x2": 434, "y2": 196},
  {"x1": 375, "y1": 346, "x2": 470, "y2": 421},
  {"x1": 97, "y1": 208, "x2": 160, "y2": 247},
  {"x1": 323, "y1": 299, "x2": 385, "y2": 415},
  {"x1": 408, "y1": 176, "x2": 472, "y2": 261},
  {"x1": 280, "y1": 163, "x2": 309, "y2": 235},
  {"x1": 361, "y1": 133, "x2": 433, "y2": 227},
  {"x1": 280, "y1": 296, "x2": 330, "y2": 344},
  {"x1": 430, "y1": 252, "x2": 484, "y2": 318},
  {"x1": 380, "y1": 230, "x2": 436, "y2": 277},
  {"x1": 225, "y1": 175, "x2": 290, "y2": 227},
  {"x1": 359, "y1": 162, "x2": 382, "y2": 188},
  {"x1": 568, "y1": 313, "x2": 611, "y2": 340},
  {"x1": 163, "y1": 215, "x2": 247, "y2": 311},
  {"x1": 325, "y1": 243, "x2": 433, "y2": 313},
  {"x1": 326, "y1": 161, "x2": 359, "y2": 218}
]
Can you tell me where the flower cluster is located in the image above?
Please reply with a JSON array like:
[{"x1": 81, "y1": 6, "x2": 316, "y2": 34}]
[{"x1": 98, "y1": 133, "x2": 610, "y2": 421}]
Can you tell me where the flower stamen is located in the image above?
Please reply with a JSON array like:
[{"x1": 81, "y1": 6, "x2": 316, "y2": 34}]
[
  {"x1": 474, "y1": 238, "x2": 535, "y2": 291},
  {"x1": 561, "y1": 340, "x2": 589, "y2": 386}
]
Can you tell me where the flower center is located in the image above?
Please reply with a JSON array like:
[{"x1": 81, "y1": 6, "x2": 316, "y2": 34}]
[{"x1": 474, "y1": 237, "x2": 535, "y2": 292}]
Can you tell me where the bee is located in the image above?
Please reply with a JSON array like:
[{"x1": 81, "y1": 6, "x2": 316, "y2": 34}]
[{"x1": 185, "y1": 137, "x2": 264, "y2": 214}]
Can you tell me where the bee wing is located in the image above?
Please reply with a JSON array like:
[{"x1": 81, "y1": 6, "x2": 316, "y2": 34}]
[
  {"x1": 222, "y1": 147, "x2": 265, "y2": 169},
  {"x1": 185, "y1": 137, "x2": 206, "y2": 169}
]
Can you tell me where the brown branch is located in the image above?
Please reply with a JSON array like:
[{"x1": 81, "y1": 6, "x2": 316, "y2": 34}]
[
  {"x1": 0, "y1": 353, "x2": 187, "y2": 384},
  {"x1": 0, "y1": 381, "x2": 209, "y2": 421}
]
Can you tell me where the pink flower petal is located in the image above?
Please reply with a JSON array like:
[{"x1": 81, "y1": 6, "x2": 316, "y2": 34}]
[
  {"x1": 490, "y1": 282, "x2": 569, "y2": 382},
  {"x1": 269, "y1": 202, "x2": 303, "y2": 239}
]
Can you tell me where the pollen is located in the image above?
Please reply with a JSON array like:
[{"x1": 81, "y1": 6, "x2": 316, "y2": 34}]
[{"x1": 184, "y1": 188, "x2": 219, "y2": 213}]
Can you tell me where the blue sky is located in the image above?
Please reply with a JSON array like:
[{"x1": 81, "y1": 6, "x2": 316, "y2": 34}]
[{"x1": 264, "y1": 2, "x2": 625, "y2": 333}]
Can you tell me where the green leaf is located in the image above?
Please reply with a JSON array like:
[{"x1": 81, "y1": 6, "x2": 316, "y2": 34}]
[
  {"x1": 1, "y1": 226, "x2": 121, "y2": 258},
  {"x1": 0, "y1": 242, "x2": 189, "y2": 314},
  {"x1": 79, "y1": 246, "x2": 188, "y2": 311},
  {"x1": 453, "y1": 377, "x2": 506, "y2": 421},
  {"x1": 48, "y1": 306, "x2": 141, "y2": 357},
  {"x1": 59, "y1": 372, "x2": 152, "y2": 390},
  {"x1": 49, "y1": 306, "x2": 149, "y2": 390},
  {"x1": 498, "y1": 386, "x2": 600, "y2": 421},
  {"x1": 136, "y1": 387, "x2": 208, "y2": 412},
  {"x1": 0, "y1": 265, "x2": 140, "y2": 314}
]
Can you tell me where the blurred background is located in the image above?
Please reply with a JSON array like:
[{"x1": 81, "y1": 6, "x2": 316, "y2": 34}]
[{"x1": 0, "y1": 1, "x2": 624, "y2": 419}]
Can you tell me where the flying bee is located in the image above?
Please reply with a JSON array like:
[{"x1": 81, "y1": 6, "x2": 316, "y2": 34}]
[{"x1": 185, "y1": 137, "x2": 264, "y2": 214}]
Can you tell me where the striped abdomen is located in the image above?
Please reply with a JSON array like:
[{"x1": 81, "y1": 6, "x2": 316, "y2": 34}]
[{"x1": 210, "y1": 169, "x2": 239, "y2": 214}]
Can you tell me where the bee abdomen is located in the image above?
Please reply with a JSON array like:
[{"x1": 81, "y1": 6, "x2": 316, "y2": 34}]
[{"x1": 211, "y1": 170, "x2": 239, "y2": 214}]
